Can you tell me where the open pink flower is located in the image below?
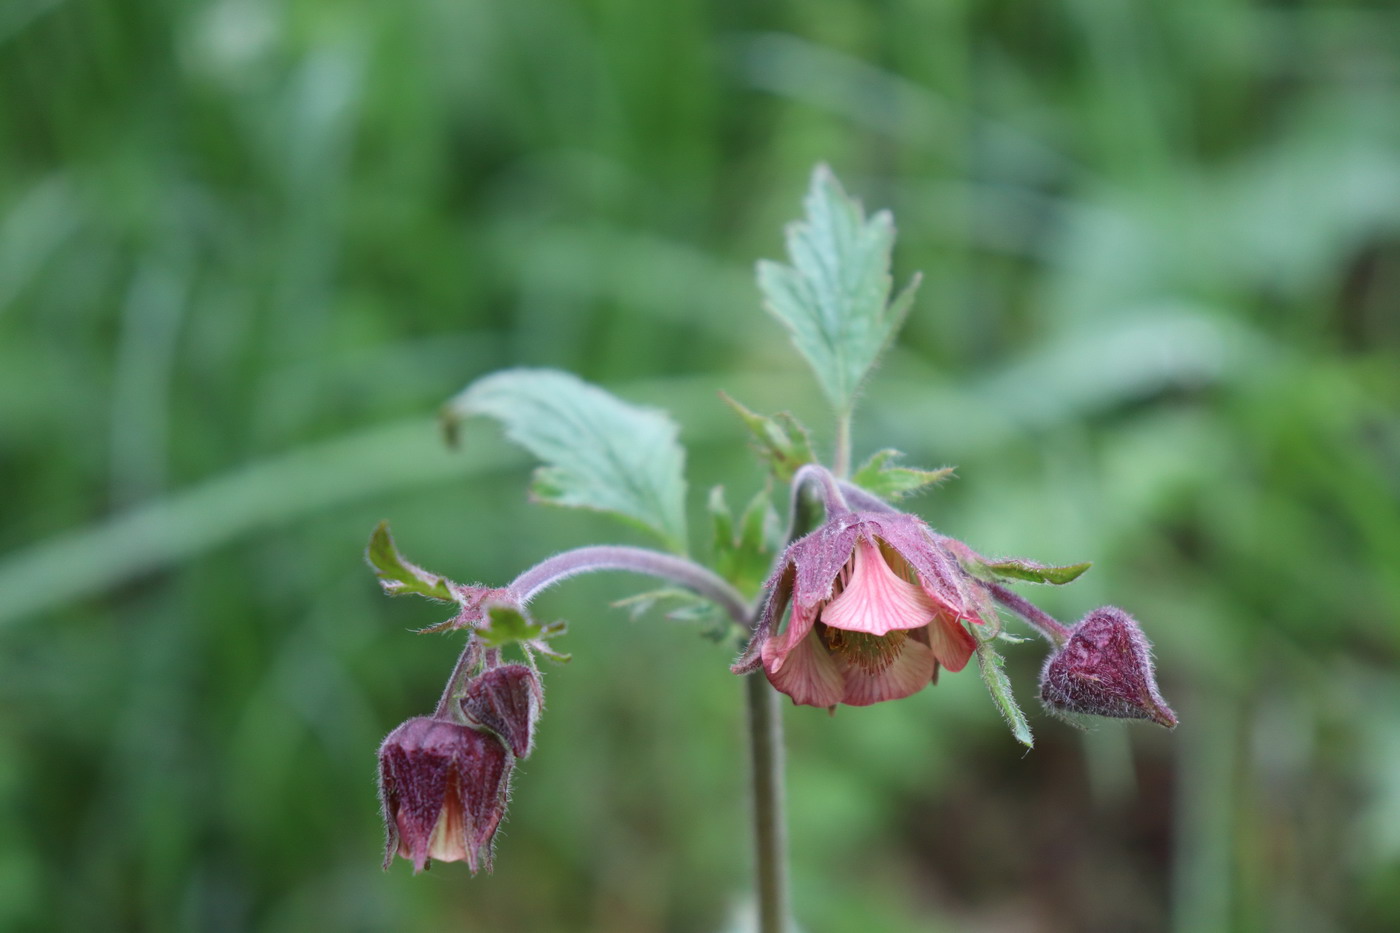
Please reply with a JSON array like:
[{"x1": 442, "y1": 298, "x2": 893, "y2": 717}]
[{"x1": 736, "y1": 511, "x2": 985, "y2": 708}]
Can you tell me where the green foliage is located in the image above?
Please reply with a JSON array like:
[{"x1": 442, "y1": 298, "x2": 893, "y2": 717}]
[
  {"x1": 3, "y1": 0, "x2": 1399, "y2": 930},
  {"x1": 720, "y1": 393, "x2": 816, "y2": 482},
  {"x1": 850, "y1": 449, "x2": 954, "y2": 500},
  {"x1": 442, "y1": 368, "x2": 689, "y2": 554},
  {"x1": 477, "y1": 604, "x2": 569, "y2": 657},
  {"x1": 708, "y1": 485, "x2": 781, "y2": 595},
  {"x1": 758, "y1": 166, "x2": 920, "y2": 416},
  {"x1": 970, "y1": 557, "x2": 1093, "y2": 586},
  {"x1": 366, "y1": 521, "x2": 456, "y2": 601},
  {"x1": 974, "y1": 640, "x2": 1034, "y2": 749}
]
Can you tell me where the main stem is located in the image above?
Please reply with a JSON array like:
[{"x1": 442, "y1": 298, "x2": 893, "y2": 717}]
[
  {"x1": 746, "y1": 670, "x2": 788, "y2": 933},
  {"x1": 834, "y1": 408, "x2": 853, "y2": 479}
]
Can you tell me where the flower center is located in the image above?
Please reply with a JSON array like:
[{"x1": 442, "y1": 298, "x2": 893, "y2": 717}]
[{"x1": 817, "y1": 623, "x2": 907, "y2": 674}]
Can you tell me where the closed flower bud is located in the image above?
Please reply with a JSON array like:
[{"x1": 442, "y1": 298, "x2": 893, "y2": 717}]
[
  {"x1": 378, "y1": 716, "x2": 512, "y2": 873},
  {"x1": 461, "y1": 664, "x2": 543, "y2": 760},
  {"x1": 1039, "y1": 607, "x2": 1177, "y2": 728}
]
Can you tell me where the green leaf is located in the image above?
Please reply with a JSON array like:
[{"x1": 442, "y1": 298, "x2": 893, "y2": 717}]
[
  {"x1": 719, "y1": 393, "x2": 815, "y2": 482},
  {"x1": 758, "y1": 165, "x2": 920, "y2": 414},
  {"x1": 612, "y1": 587, "x2": 736, "y2": 640},
  {"x1": 478, "y1": 604, "x2": 569, "y2": 657},
  {"x1": 975, "y1": 640, "x2": 1034, "y2": 748},
  {"x1": 978, "y1": 558, "x2": 1092, "y2": 586},
  {"x1": 709, "y1": 485, "x2": 781, "y2": 594},
  {"x1": 442, "y1": 368, "x2": 688, "y2": 552},
  {"x1": 366, "y1": 521, "x2": 455, "y2": 602},
  {"x1": 851, "y1": 449, "x2": 955, "y2": 500}
]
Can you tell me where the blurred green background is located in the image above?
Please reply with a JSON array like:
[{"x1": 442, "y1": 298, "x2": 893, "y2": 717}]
[{"x1": 2, "y1": 0, "x2": 1398, "y2": 930}]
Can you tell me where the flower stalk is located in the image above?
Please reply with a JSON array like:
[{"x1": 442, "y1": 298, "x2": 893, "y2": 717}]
[
  {"x1": 747, "y1": 671, "x2": 789, "y2": 933},
  {"x1": 507, "y1": 545, "x2": 750, "y2": 626}
]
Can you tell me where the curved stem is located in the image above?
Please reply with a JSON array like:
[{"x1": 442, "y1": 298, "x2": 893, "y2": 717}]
[
  {"x1": 506, "y1": 545, "x2": 750, "y2": 628},
  {"x1": 836, "y1": 480, "x2": 897, "y2": 514},
  {"x1": 790, "y1": 463, "x2": 848, "y2": 518},
  {"x1": 987, "y1": 582, "x2": 1072, "y2": 646}
]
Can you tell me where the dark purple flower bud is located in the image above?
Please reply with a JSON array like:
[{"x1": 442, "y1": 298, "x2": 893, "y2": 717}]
[
  {"x1": 1039, "y1": 607, "x2": 1177, "y2": 728},
  {"x1": 378, "y1": 716, "x2": 512, "y2": 873},
  {"x1": 461, "y1": 664, "x2": 543, "y2": 759}
]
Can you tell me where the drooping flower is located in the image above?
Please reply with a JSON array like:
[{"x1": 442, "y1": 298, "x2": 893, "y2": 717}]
[
  {"x1": 735, "y1": 510, "x2": 987, "y2": 708},
  {"x1": 1039, "y1": 607, "x2": 1177, "y2": 728},
  {"x1": 378, "y1": 716, "x2": 512, "y2": 873}
]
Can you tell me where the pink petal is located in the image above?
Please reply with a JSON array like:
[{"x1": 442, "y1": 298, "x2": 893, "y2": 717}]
[
  {"x1": 822, "y1": 538, "x2": 940, "y2": 636},
  {"x1": 836, "y1": 637, "x2": 937, "y2": 706},
  {"x1": 763, "y1": 629, "x2": 844, "y2": 708},
  {"x1": 925, "y1": 614, "x2": 977, "y2": 672},
  {"x1": 762, "y1": 599, "x2": 820, "y2": 673}
]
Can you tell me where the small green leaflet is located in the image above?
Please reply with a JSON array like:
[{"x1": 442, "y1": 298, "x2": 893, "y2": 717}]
[
  {"x1": 708, "y1": 485, "x2": 781, "y2": 594},
  {"x1": 850, "y1": 449, "x2": 955, "y2": 500},
  {"x1": 442, "y1": 369, "x2": 689, "y2": 553},
  {"x1": 478, "y1": 604, "x2": 570, "y2": 660},
  {"x1": 976, "y1": 558, "x2": 1092, "y2": 586},
  {"x1": 612, "y1": 587, "x2": 735, "y2": 641},
  {"x1": 758, "y1": 165, "x2": 920, "y2": 415},
  {"x1": 719, "y1": 393, "x2": 815, "y2": 482},
  {"x1": 975, "y1": 639, "x2": 1034, "y2": 748},
  {"x1": 366, "y1": 521, "x2": 455, "y2": 602}
]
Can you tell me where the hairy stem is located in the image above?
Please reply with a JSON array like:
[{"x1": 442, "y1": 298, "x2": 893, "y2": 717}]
[
  {"x1": 433, "y1": 637, "x2": 481, "y2": 719},
  {"x1": 987, "y1": 582, "x2": 1072, "y2": 646},
  {"x1": 791, "y1": 463, "x2": 849, "y2": 519},
  {"x1": 834, "y1": 409, "x2": 852, "y2": 480},
  {"x1": 747, "y1": 670, "x2": 789, "y2": 933},
  {"x1": 506, "y1": 546, "x2": 749, "y2": 626},
  {"x1": 836, "y1": 480, "x2": 896, "y2": 513}
]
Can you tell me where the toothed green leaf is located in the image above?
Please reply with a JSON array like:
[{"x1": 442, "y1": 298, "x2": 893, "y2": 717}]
[
  {"x1": 851, "y1": 449, "x2": 955, "y2": 500},
  {"x1": 442, "y1": 368, "x2": 688, "y2": 553},
  {"x1": 720, "y1": 393, "x2": 815, "y2": 482},
  {"x1": 758, "y1": 165, "x2": 920, "y2": 414},
  {"x1": 709, "y1": 486, "x2": 781, "y2": 594},
  {"x1": 478, "y1": 604, "x2": 569, "y2": 654},
  {"x1": 366, "y1": 521, "x2": 455, "y2": 602}
]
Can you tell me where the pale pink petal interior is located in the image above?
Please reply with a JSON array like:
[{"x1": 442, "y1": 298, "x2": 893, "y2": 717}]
[
  {"x1": 822, "y1": 538, "x2": 939, "y2": 636},
  {"x1": 763, "y1": 600, "x2": 819, "y2": 673},
  {"x1": 837, "y1": 638, "x2": 936, "y2": 706},
  {"x1": 764, "y1": 630, "x2": 844, "y2": 708},
  {"x1": 426, "y1": 798, "x2": 471, "y2": 866},
  {"x1": 925, "y1": 615, "x2": 977, "y2": 672}
]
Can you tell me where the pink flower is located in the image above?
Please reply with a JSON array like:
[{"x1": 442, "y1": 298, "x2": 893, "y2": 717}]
[
  {"x1": 737, "y1": 511, "x2": 985, "y2": 708},
  {"x1": 378, "y1": 716, "x2": 512, "y2": 873}
]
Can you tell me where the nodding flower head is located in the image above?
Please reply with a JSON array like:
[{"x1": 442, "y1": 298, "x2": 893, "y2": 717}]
[
  {"x1": 378, "y1": 716, "x2": 513, "y2": 873},
  {"x1": 735, "y1": 510, "x2": 987, "y2": 708},
  {"x1": 1039, "y1": 607, "x2": 1177, "y2": 728}
]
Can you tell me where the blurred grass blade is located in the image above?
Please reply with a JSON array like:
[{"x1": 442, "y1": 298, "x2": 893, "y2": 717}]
[{"x1": 0, "y1": 418, "x2": 510, "y2": 628}]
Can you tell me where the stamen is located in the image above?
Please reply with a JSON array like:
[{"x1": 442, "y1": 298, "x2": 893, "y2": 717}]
[{"x1": 818, "y1": 623, "x2": 908, "y2": 675}]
